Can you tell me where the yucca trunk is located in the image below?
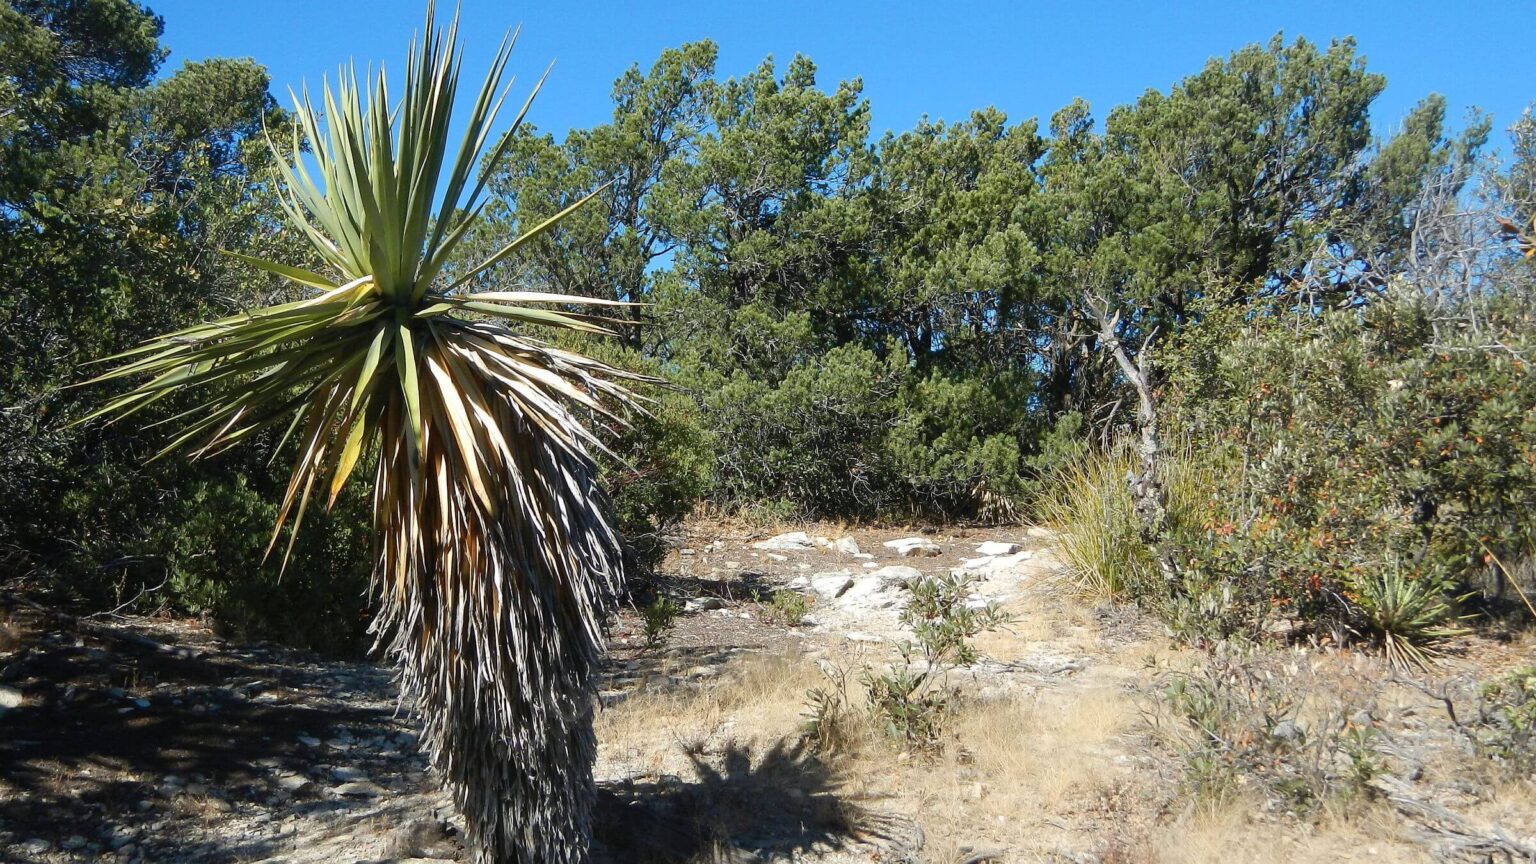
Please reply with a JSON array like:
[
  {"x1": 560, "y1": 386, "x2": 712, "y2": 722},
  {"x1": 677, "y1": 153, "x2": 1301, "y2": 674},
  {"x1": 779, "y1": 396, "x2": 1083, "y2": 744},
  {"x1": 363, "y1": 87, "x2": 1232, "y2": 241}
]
[{"x1": 369, "y1": 329, "x2": 625, "y2": 862}]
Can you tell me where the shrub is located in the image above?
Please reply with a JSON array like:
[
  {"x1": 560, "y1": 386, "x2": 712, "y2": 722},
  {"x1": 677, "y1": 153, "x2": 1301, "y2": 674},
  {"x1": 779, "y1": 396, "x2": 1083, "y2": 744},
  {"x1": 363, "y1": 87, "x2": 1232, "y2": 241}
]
[
  {"x1": 763, "y1": 589, "x2": 811, "y2": 626},
  {"x1": 641, "y1": 595, "x2": 682, "y2": 649},
  {"x1": 861, "y1": 572, "x2": 1011, "y2": 751},
  {"x1": 1151, "y1": 288, "x2": 1536, "y2": 647},
  {"x1": 885, "y1": 369, "x2": 1032, "y2": 517},
  {"x1": 802, "y1": 662, "x2": 862, "y2": 756},
  {"x1": 1155, "y1": 645, "x2": 1383, "y2": 811},
  {"x1": 699, "y1": 341, "x2": 908, "y2": 518},
  {"x1": 154, "y1": 473, "x2": 374, "y2": 655}
]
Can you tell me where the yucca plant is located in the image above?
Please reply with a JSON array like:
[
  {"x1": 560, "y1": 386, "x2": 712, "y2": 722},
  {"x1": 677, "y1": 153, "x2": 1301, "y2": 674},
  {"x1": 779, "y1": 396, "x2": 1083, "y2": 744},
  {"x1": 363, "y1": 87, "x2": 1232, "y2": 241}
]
[
  {"x1": 1350, "y1": 564, "x2": 1468, "y2": 671},
  {"x1": 78, "y1": 8, "x2": 649, "y2": 862}
]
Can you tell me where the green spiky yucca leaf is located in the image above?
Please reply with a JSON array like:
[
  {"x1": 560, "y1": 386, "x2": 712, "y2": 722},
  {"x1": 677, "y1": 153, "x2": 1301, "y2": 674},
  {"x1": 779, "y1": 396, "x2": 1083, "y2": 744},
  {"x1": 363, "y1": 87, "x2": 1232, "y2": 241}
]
[{"x1": 81, "y1": 8, "x2": 645, "y2": 863}]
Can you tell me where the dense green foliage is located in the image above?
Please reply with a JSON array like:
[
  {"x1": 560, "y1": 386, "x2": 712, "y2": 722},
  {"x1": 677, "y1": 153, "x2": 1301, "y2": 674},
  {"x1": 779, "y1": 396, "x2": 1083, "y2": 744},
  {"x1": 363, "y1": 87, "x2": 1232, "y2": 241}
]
[
  {"x1": 3, "y1": 0, "x2": 1532, "y2": 651},
  {"x1": 1046, "y1": 266, "x2": 1536, "y2": 659},
  {"x1": 475, "y1": 35, "x2": 1496, "y2": 526},
  {"x1": 0, "y1": 0, "x2": 377, "y2": 650}
]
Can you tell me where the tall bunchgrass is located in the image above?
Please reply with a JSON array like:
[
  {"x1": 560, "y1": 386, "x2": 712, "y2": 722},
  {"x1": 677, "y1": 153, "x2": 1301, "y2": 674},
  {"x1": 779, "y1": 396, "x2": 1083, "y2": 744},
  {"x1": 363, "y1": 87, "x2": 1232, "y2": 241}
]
[
  {"x1": 1033, "y1": 438, "x2": 1209, "y2": 603},
  {"x1": 1033, "y1": 445, "x2": 1155, "y2": 600}
]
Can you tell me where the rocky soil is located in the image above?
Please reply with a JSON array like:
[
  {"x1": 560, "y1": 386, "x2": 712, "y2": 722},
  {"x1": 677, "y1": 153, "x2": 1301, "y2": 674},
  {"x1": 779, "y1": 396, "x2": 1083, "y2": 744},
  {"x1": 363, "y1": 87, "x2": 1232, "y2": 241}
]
[{"x1": 2, "y1": 523, "x2": 1532, "y2": 863}]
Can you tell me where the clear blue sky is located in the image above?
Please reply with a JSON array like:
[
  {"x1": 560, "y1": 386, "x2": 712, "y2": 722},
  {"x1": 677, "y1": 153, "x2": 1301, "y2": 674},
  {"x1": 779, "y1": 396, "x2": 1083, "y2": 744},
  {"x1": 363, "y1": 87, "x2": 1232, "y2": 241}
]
[{"x1": 150, "y1": 0, "x2": 1532, "y2": 148}]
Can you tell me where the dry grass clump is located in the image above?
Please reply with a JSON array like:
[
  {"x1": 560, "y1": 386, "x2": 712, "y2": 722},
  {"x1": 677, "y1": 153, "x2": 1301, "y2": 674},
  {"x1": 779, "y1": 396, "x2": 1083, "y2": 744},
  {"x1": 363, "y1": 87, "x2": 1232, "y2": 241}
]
[
  {"x1": 1147, "y1": 801, "x2": 1419, "y2": 864},
  {"x1": 597, "y1": 651, "x2": 834, "y2": 771},
  {"x1": 862, "y1": 685, "x2": 1140, "y2": 861},
  {"x1": 1033, "y1": 448, "x2": 1153, "y2": 600},
  {"x1": 952, "y1": 687, "x2": 1128, "y2": 807}
]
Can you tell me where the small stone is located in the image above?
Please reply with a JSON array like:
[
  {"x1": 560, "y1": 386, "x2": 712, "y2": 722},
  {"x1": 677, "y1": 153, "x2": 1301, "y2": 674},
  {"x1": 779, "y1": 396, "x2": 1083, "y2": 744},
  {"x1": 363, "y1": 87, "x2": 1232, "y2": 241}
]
[
  {"x1": 987, "y1": 551, "x2": 1034, "y2": 573},
  {"x1": 766, "y1": 553, "x2": 788, "y2": 562},
  {"x1": 20, "y1": 839, "x2": 50, "y2": 854},
  {"x1": 62, "y1": 835, "x2": 88, "y2": 851},
  {"x1": 0, "y1": 686, "x2": 24, "y2": 709},
  {"x1": 298, "y1": 735, "x2": 322, "y2": 747},
  {"x1": 331, "y1": 765, "x2": 368, "y2": 781},
  {"x1": 679, "y1": 548, "x2": 696, "y2": 556},
  {"x1": 832, "y1": 537, "x2": 860, "y2": 555},
  {"x1": 684, "y1": 596, "x2": 725, "y2": 612},
  {"x1": 276, "y1": 773, "x2": 316, "y2": 794},
  {"x1": 331, "y1": 780, "x2": 386, "y2": 798},
  {"x1": 1271, "y1": 719, "x2": 1302, "y2": 743},
  {"x1": 751, "y1": 531, "x2": 814, "y2": 551},
  {"x1": 975, "y1": 541, "x2": 1020, "y2": 556},
  {"x1": 839, "y1": 577, "x2": 889, "y2": 604},
  {"x1": 684, "y1": 666, "x2": 718, "y2": 679},
  {"x1": 871, "y1": 565, "x2": 922, "y2": 587},
  {"x1": 883, "y1": 537, "x2": 941, "y2": 557},
  {"x1": 844, "y1": 631, "x2": 884, "y2": 643},
  {"x1": 810, "y1": 573, "x2": 854, "y2": 598},
  {"x1": 384, "y1": 818, "x2": 458, "y2": 860},
  {"x1": 961, "y1": 556, "x2": 994, "y2": 571}
]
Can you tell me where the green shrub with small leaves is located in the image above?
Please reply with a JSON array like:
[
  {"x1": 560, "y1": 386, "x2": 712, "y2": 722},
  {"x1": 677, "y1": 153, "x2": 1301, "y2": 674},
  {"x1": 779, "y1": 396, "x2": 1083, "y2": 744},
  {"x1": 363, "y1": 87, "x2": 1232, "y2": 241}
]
[
  {"x1": 1465, "y1": 666, "x2": 1536, "y2": 775},
  {"x1": 861, "y1": 572, "x2": 1011, "y2": 751},
  {"x1": 1151, "y1": 288, "x2": 1536, "y2": 647},
  {"x1": 763, "y1": 589, "x2": 811, "y2": 626},
  {"x1": 641, "y1": 595, "x2": 682, "y2": 649},
  {"x1": 154, "y1": 472, "x2": 374, "y2": 655}
]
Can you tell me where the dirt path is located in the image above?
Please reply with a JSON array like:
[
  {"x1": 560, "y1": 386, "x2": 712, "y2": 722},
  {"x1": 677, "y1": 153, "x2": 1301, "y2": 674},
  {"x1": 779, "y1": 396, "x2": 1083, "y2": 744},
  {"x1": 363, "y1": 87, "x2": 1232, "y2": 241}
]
[{"x1": 2, "y1": 525, "x2": 1532, "y2": 863}]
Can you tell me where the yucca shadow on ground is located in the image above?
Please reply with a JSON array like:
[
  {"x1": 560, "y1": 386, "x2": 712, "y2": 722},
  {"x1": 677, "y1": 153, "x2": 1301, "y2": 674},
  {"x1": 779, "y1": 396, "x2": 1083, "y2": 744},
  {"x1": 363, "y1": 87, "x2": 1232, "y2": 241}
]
[
  {"x1": 0, "y1": 599, "x2": 421, "y2": 863},
  {"x1": 594, "y1": 738, "x2": 920, "y2": 863}
]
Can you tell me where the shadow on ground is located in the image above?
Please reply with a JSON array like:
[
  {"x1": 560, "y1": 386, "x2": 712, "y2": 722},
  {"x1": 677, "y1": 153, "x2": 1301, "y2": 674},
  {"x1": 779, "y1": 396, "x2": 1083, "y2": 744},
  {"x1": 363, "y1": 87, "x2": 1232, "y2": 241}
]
[
  {"x1": 595, "y1": 738, "x2": 919, "y2": 863},
  {"x1": 1, "y1": 597, "x2": 913, "y2": 863},
  {"x1": 0, "y1": 598, "x2": 422, "y2": 862}
]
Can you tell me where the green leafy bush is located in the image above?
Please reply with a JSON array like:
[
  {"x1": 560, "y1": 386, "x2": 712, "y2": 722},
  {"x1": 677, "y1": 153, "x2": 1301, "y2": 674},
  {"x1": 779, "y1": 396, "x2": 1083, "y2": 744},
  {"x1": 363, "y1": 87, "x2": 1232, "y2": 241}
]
[
  {"x1": 154, "y1": 472, "x2": 374, "y2": 655},
  {"x1": 1150, "y1": 289, "x2": 1536, "y2": 647},
  {"x1": 641, "y1": 595, "x2": 682, "y2": 649},
  {"x1": 861, "y1": 572, "x2": 1011, "y2": 750},
  {"x1": 763, "y1": 589, "x2": 811, "y2": 626}
]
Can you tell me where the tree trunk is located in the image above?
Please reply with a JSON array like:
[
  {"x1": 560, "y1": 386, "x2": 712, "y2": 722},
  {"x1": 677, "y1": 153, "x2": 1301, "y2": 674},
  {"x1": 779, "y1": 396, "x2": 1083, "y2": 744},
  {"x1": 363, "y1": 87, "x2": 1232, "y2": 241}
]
[{"x1": 1092, "y1": 304, "x2": 1179, "y2": 586}]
